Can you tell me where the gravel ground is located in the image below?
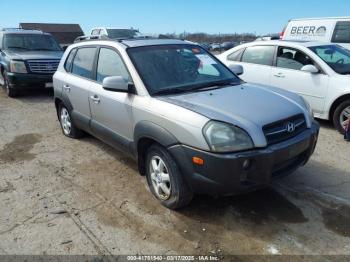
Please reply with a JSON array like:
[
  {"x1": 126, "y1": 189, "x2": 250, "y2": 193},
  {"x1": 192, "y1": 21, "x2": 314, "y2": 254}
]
[{"x1": 0, "y1": 89, "x2": 350, "y2": 257}]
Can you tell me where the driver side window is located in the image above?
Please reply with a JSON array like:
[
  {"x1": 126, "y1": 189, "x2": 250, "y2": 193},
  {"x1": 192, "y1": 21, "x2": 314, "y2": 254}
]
[
  {"x1": 96, "y1": 48, "x2": 131, "y2": 83},
  {"x1": 276, "y1": 47, "x2": 314, "y2": 71}
]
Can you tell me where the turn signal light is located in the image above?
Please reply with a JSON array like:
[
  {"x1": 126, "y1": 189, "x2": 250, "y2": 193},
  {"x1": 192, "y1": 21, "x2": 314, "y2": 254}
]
[{"x1": 192, "y1": 157, "x2": 204, "y2": 166}]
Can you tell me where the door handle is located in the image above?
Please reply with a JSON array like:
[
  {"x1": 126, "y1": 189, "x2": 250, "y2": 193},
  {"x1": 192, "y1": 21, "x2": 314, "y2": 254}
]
[
  {"x1": 63, "y1": 84, "x2": 71, "y2": 92},
  {"x1": 90, "y1": 95, "x2": 100, "y2": 104}
]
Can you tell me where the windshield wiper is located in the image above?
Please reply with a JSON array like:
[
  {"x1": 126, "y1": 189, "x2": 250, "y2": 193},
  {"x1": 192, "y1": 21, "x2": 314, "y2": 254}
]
[
  {"x1": 7, "y1": 46, "x2": 29, "y2": 50},
  {"x1": 187, "y1": 79, "x2": 238, "y2": 92},
  {"x1": 152, "y1": 87, "x2": 188, "y2": 96},
  {"x1": 32, "y1": 48, "x2": 58, "y2": 51}
]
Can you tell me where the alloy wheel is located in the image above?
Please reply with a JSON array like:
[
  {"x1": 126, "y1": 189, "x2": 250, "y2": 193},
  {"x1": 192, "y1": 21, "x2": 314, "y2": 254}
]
[
  {"x1": 149, "y1": 155, "x2": 171, "y2": 200},
  {"x1": 60, "y1": 108, "x2": 72, "y2": 135},
  {"x1": 340, "y1": 106, "x2": 350, "y2": 130}
]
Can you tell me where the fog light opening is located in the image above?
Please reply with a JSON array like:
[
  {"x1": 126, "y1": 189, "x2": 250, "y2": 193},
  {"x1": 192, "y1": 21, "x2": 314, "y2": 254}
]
[{"x1": 242, "y1": 159, "x2": 251, "y2": 171}]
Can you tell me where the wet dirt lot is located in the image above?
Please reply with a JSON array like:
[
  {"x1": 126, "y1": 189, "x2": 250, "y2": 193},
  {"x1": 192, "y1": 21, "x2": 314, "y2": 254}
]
[{"x1": 0, "y1": 90, "x2": 350, "y2": 256}]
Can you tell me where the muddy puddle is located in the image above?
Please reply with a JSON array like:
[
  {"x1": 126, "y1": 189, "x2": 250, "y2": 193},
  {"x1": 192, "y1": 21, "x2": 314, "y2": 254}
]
[
  {"x1": 322, "y1": 205, "x2": 350, "y2": 238},
  {"x1": 0, "y1": 133, "x2": 42, "y2": 163}
]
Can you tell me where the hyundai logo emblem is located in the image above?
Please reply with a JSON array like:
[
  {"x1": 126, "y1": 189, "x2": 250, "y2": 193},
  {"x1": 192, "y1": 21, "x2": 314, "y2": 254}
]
[{"x1": 286, "y1": 122, "x2": 296, "y2": 133}]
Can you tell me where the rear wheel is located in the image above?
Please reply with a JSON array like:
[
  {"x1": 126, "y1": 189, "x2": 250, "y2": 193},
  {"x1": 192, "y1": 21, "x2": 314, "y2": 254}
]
[
  {"x1": 333, "y1": 100, "x2": 350, "y2": 134},
  {"x1": 58, "y1": 104, "x2": 83, "y2": 138},
  {"x1": 145, "y1": 144, "x2": 193, "y2": 209},
  {"x1": 2, "y1": 70, "x2": 18, "y2": 98}
]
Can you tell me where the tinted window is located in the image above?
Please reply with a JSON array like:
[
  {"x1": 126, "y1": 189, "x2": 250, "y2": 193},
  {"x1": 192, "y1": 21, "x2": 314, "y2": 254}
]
[
  {"x1": 71, "y1": 48, "x2": 96, "y2": 79},
  {"x1": 127, "y1": 45, "x2": 240, "y2": 96},
  {"x1": 3, "y1": 34, "x2": 61, "y2": 51},
  {"x1": 310, "y1": 45, "x2": 350, "y2": 75},
  {"x1": 276, "y1": 47, "x2": 314, "y2": 70},
  {"x1": 332, "y1": 21, "x2": 350, "y2": 43},
  {"x1": 227, "y1": 48, "x2": 244, "y2": 61},
  {"x1": 96, "y1": 48, "x2": 131, "y2": 83},
  {"x1": 241, "y1": 46, "x2": 275, "y2": 66},
  {"x1": 64, "y1": 49, "x2": 77, "y2": 72}
]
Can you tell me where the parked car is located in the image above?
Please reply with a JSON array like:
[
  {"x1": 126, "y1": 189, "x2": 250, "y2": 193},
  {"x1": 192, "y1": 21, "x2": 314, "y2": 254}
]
[
  {"x1": 0, "y1": 28, "x2": 63, "y2": 97},
  {"x1": 90, "y1": 27, "x2": 144, "y2": 39},
  {"x1": 221, "y1": 42, "x2": 237, "y2": 51},
  {"x1": 54, "y1": 38, "x2": 319, "y2": 209},
  {"x1": 210, "y1": 43, "x2": 221, "y2": 51},
  {"x1": 281, "y1": 17, "x2": 350, "y2": 50},
  {"x1": 255, "y1": 34, "x2": 280, "y2": 41},
  {"x1": 217, "y1": 40, "x2": 350, "y2": 134}
]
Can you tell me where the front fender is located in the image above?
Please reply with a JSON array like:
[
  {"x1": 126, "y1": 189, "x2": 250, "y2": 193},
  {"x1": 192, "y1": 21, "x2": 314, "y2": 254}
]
[{"x1": 134, "y1": 121, "x2": 179, "y2": 149}]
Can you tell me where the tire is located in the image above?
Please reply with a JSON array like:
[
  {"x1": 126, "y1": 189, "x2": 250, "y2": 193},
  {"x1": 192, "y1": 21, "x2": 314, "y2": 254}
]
[
  {"x1": 333, "y1": 100, "x2": 350, "y2": 135},
  {"x1": 145, "y1": 144, "x2": 193, "y2": 209},
  {"x1": 58, "y1": 104, "x2": 84, "y2": 139},
  {"x1": 2, "y1": 70, "x2": 18, "y2": 98}
]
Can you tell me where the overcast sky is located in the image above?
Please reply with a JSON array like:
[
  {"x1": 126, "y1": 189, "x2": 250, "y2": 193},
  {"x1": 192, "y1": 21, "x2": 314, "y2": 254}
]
[{"x1": 1, "y1": 0, "x2": 350, "y2": 35}]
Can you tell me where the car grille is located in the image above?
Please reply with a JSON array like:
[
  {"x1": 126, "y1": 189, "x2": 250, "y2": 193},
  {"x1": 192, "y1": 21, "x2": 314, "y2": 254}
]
[
  {"x1": 263, "y1": 114, "x2": 307, "y2": 145},
  {"x1": 27, "y1": 60, "x2": 60, "y2": 74}
]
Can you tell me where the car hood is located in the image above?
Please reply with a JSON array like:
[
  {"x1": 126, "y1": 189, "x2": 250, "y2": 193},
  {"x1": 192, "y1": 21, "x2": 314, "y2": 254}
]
[
  {"x1": 4, "y1": 50, "x2": 63, "y2": 60},
  {"x1": 158, "y1": 83, "x2": 310, "y2": 146}
]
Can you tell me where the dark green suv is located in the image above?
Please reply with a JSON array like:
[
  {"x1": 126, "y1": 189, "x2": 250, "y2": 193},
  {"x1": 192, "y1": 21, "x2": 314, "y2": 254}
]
[{"x1": 0, "y1": 28, "x2": 63, "y2": 97}]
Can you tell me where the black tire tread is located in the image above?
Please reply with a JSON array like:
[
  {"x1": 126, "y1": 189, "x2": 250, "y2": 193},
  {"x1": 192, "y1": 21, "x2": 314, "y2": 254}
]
[{"x1": 333, "y1": 100, "x2": 350, "y2": 135}]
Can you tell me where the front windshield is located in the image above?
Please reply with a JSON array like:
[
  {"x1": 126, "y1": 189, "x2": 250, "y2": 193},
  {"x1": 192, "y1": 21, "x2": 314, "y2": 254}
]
[
  {"x1": 3, "y1": 34, "x2": 62, "y2": 51},
  {"x1": 127, "y1": 44, "x2": 240, "y2": 95},
  {"x1": 106, "y1": 29, "x2": 143, "y2": 39},
  {"x1": 309, "y1": 45, "x2": 350, "y2": 75}
]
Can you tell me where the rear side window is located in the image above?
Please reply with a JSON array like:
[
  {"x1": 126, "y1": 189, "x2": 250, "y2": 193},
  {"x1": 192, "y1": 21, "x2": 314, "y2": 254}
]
[
  {"x1": 241, "y1": 46, "x2": 275, "y2": 66},
  {"x1": 227, "y1": 48, "x2": 244, "y2": 61},
  {"x1": 96, "y1": 48, "x2": 131, "y2": 83},
  {"x1": 71, "y1": 47, "x2": 96, "y2": 79},
  {"x1": 64, "y1": 48, "x2": 77, "y2": 72},
  {"x1": 332, "y1": 21, "x2": 350, "y2": 43}
]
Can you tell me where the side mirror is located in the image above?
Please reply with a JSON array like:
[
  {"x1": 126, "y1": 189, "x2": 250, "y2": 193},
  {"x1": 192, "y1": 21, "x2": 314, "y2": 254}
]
[
  {"x1": 229, "y1": 64, "x2": 244, "y2": 75},
  {"x1": 102, "y1": 76, "x2": 130, "y2": 92},
  {"x1": 301, "y1": 64, "x2": 319, "y2": 74}
]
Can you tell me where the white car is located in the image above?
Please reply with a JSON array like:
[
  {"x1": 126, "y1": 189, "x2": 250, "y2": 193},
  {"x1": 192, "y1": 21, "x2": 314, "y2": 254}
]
[
  {"x1": 217, "y1": 40, "x2": 350, "y2": 133},
  {"x1": 281, "y1": 17, "x2": 350, "y2": 50}
]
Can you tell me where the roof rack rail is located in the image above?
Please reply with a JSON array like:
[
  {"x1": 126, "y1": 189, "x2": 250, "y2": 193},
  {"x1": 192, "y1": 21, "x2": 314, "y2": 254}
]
[{"x1": 1, "y1": 28, "x2": 43, "y2": 32}]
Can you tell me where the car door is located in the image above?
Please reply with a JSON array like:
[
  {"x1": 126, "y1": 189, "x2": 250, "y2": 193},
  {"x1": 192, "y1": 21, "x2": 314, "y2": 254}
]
[
  {"x1": 270, "y1": 46, "x2": 329, "y2": 115},
  {"x1": 89, "y1": 46, "x2": 134, "y2": 152},
  {"x1": 234, "y1": 45, "x2": 275, "y2": 85},
  {"x1": 63, "y1": 47, "x2": 97, "y2": 130}
]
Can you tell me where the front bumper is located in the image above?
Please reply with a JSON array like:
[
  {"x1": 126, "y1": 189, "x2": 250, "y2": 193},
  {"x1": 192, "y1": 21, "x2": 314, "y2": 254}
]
[
  {"x1": 7, "y1": 72, "x2": 54, "y2": 90},
  {"x1": 168, "y1": 121, "x2": 319, "y2": 196}
]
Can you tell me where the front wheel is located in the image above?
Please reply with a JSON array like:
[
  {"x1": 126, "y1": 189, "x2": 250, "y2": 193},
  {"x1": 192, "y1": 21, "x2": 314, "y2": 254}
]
[
  {"x1": 2, "y1": 70, "x2": 18, "y2": 98},
  {"x1": 333, "y1": 100, "x2": 350, "y2": 134},
  {"x1": 145, "y1": 144, "x2": 193, "y2": 209}
]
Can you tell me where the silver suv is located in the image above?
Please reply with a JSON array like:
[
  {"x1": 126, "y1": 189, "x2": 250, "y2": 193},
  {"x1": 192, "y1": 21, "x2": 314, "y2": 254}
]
[{"x1": 53, "y1": 39, "x2": 319, "y2": 209}]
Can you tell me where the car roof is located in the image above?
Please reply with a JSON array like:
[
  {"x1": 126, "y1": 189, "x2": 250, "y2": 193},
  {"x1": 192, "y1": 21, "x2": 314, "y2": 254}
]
[
  {"x1": 290, "y1": 16, "x2": 350, "y2": 21},
  {"x1": 1, "y1": 29, "x2": 50, "y2": 35},
  {"x1": 249, "y1": 40, "x2": 334, "y2": 48},
  {"x1": 120, "y1": 38, "x2": 193, "y2": 47},
  {"x1": 71, "y1": 38, "x2": 195, "y2": 50}
]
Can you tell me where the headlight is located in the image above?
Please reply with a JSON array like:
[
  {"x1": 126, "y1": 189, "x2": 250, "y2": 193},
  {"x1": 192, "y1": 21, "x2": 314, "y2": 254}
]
[
  {"x1": 203, "y1": 121, "x2": 254, "y2": 152},
  {"x1": 301, "y1": 97, "x2": 314, "y2": 119},
  {"x1": 10, "y1": 60, "x2": 27, "y2": 73}
]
